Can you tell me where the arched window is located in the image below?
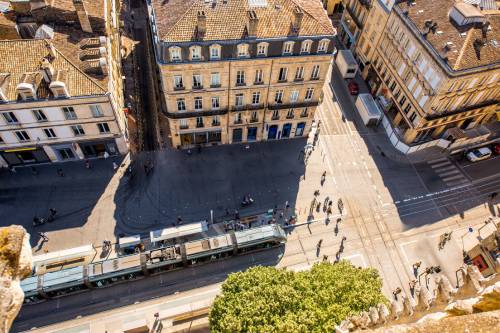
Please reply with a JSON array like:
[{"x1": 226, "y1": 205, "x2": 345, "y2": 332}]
[
  {"x1": 300, "y1": 40, "x2": 313, "y2": 54},
  {"x1": 210, "y1": 44, "x2": 221, "y2": 60},
  {"x1": 257, "y1": 42, "x2": 269, "y2": 56},
  {"x1": 169, "y1": 46, "x2": 182, "y2": 62},
  {"x1": 282, "y1": 41, "x2": 295, "y2": 55},
  {"x1": 189, "y1": 45, "x2": 202, "y2": 61},
  {"x1": 237, "y1": 43, "x2": 249, "y2": 58},
  {"x1": 317, "y1": 39, "x2": 330, "y2": 53}
]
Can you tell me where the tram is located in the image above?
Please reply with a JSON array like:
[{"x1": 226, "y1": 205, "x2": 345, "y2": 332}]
[{"x1": 22, "y1": 224, "x2": 286, "y2": 303}]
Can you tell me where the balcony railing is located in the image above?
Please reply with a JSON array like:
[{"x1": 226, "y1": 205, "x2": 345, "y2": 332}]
[
  {"x1": 268, "y1": 101, "x2": 319, "y2": 110},
  {"x1": 230, "y1": 104, "x2": 264, "y2": 112},
  {"x1": 179, "y1": 124, "x2": 189, "y2": 129},
  {"x1": 271, "y1": 115, "x2": 280, "y2": 120},
  {"x1": 249, "y1": 117, "x2": 259, "y2": 123},
  {"x1": 212, "y1": 121, "x2": 220, "y2": 126},
  {"x1": 196, "y1": 122, "x2": 204, "y2": 128},
  {"x1": 164, "y1": 108, "x2": 228, "y2": 119},
  {"x1": 344, "y1": 4, "x2": 364, "y2": 30},
  {"x1": 174, "y1": 86, "x2": 185, "y2": 91},
  {"x1": 234, "y1": 119, "x2": 243, "y2": 124}
]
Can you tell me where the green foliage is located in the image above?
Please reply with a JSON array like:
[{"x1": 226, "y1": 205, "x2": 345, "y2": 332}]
[{"x1": 209, "y1": 261, "x2": 388, "y2": 333}]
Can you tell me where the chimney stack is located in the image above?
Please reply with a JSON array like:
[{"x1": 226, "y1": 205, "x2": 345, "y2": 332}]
[
  {"x1": 293, "y1": 6, "x2": 303, "y2": 34},
  {"x1": 247, "y1": 10, "x2": 259, "y2": 37},
  {"x1": 73, "y1": 0, "x2": 93, "y2": 33},
  {"x1": 197, "y1": 11, "x2": 206, "y2": 38}
]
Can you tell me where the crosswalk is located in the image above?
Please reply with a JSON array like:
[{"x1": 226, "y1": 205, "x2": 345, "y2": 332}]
[{"x1": 427, "y1": 157, "x2": 469, "y2": 187}]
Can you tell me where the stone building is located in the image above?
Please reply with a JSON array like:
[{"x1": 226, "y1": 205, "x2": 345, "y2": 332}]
[
  {"x1": 340, "y1": 0, "x2": 500, "y2": 148},
  {"x1": 148, "y1": 0, "x2": 336, "y2": 148},
  {"x1": 0, "y1": 0, "x2": 127, "y2": 167}
]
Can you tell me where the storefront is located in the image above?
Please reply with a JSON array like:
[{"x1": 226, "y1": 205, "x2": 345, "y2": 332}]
[
  {"x1": 50, "y1": 143, "x2": 78, "y2": 161},
  {"x1": 0, "y1": 147, "x2": 50, "y2": 166},
  {"x1": 180, "y1": 130, "x2": 222, "y2": 147},
  {"x1": 247, "y1": 127, "x2": 257, "y2": 141},
  {"x1": 79, "y1": 140, "x2": 119, "y2": 158}
]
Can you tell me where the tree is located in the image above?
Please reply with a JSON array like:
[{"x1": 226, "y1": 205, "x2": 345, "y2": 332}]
[{"x1": 209, "y1": 261, "x2": 388, "y2": 333}]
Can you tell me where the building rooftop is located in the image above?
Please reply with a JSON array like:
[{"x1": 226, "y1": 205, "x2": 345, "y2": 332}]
[
  {"x1": 0, "y1": 0, "x2": 110, "y2": 94},
  {"x1": 151, "y1": 0, "x2": 335, "y2": 43},
  {"x1": 397, "y1": 0, "x2": 500, "y2": 71},
  {"x1": 0, "y1": 39, "x2": 106, "y2": 102}
]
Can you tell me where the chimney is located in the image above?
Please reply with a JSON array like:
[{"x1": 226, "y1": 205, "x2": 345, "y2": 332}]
[
  {"x1": 293, "y1": 6, "x2": 303, "y2": 34},
  {"x1": 197, "y1": 10, "x2": 206, "y2": 38},
  {"x1": 40, "y1": 58, "x2": 55, "y2": 82},
  {"x1": 247, "y1": 10, "x2": 259, "y2": 38},
  {"x1": 99, "y1": 57, "x2": 109, "y2": 75},
  {"x1": 73, "y1": 0, "x2": 93, "y2": 33},
  {"x1": 49, "y1": 70, "x2": 70, "y2": 98},
  {"x1": 0, "y1": 73, "x2": 10, "y2": 102}
]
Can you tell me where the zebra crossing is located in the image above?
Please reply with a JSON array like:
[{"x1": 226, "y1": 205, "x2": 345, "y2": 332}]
[{"x1": 427, "y1": 157, "x2": 469, "y2": 187}]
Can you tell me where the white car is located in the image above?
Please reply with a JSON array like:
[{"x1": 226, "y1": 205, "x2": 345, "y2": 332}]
[{"x1": 466, "y1": 147, "x2": 492, "y2": 162}]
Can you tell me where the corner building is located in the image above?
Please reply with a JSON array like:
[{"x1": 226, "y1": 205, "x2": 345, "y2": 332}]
[{"x1": 149, "y1": 0, "x2": 336, "y2": 148}]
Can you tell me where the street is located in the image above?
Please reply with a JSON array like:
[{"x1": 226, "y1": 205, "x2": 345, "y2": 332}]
[{"x1": 7, "y1": 49, "x2": 500, "y2": 333}]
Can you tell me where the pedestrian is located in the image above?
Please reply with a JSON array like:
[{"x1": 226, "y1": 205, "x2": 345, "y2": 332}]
[
  {"x1": 314, "y1": 189, "x2": 320, "y2": 196},
  {"x1": 57, "y1": 168, "x2": 64, "y2": 177},
  {"x1": 225, "y1": 208, "x2": 230, "y2": 216},
  {"x1": 235, "y1": 210, "x2": 240, "y2": 220},
  {"x1": 279, "y1": 211, "x2": 284, "y2": 219},
  {"x1": 177, "y1": 216, "x2": 182, "y2": 225},
  {"x1": 49, "y1": 208, "x2": 57, "y2": 219},
  {"x1": 38, "y1": 232, "x2": 48, "y2": 242},
  {"x1": 412, "y1": 261, "x2": 422, "y2": 278},
  {"x1": 85, "y1": 159, "x2": 91, "y2": 169},
  {"x1": 409, "y1": 280, "x2": 417, "y2": 297},
  {"x1": 321, "y1": 171, "x2": 326, "y2": 186},
  {"x1": 322, "y1": 254, "x2": 328, "y2": 261},
  {"x1": 9, "y1": 166, "x2": 16, "y2": 173},
  {"x1": 103, "y1": 151, "x2": 110, "y2": 159},
  {"x1": 113, "y1": 162, "x2": 118, "y2": 171},
  {"x1": 392, "y1": 287, "x2": 402, "y2": 300}
]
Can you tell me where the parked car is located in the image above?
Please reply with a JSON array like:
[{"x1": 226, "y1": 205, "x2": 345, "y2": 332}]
[
  {"x1": 466, "y1": 147, "x2": 492, "y2": 162},
  {"x1": 492, "y1": 143, "x2": 500, "y2": 155},
  {"x1": 348, "y1": 80, "x2": 359, "y2": 95}
]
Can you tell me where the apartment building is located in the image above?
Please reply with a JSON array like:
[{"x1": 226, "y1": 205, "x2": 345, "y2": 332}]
[
  {"x1": 341, "y1": 0, "x2": 499, "y2": 148},
  {"x1": 0, "y1": 0, "x2": 127, "y2": 167},
  {"x1": 149, "y1": 0, "x2": 336, "y2": 148}
]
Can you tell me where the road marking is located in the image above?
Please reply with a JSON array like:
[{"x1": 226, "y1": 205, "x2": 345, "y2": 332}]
[
  {"x1": 442, "y1": 174, "x2": 467, "y2": 182},
  {"x1": 428, "y1": 157, "x2": 449, "y2": 164},
  {"x1": 430, "y1": 161, "x2": 452, "y2": 169}
]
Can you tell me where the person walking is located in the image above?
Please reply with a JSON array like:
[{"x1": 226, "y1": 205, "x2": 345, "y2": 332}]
[
  {"x1": 85, "y1": 159, "x2": 91, "y2": 169},
  {"x1": 113, "y1": 162, "x2": 118, "y2": 171},
  {"x1": 38, "y1": 232, "x2": 48, "y2": 242},
  {"x1": 412, "y1": 261, "x2": 422, "y2": 278}
]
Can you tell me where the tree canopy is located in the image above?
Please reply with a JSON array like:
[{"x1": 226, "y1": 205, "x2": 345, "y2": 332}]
[{"x1": 209, "y1": 261, "x2": 388, "y2": 333}]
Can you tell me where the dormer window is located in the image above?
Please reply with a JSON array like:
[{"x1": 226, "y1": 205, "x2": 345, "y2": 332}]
[
  {"x1": 317, "y1": 39, "x2": 330, "y2": 53},
  {"x1": 210, "y1": 44, "x2": 221, "y2": 60},
  {"x1": 282, "y1": 41, "x2": 294, "y2": 55},
  {"x1": 300, "y1": 40, "x2": 312, "y2": 54},
  {"x1": 170, "y1": 47, "x2": 182, "y2": 62},
  {"x1": 17, "y1": 83, "x2": 36, "y2": 101},
  {"x1": 190, "y1": 45, "x2": 202, "y2": 61},
  {"x1": 257, "y1": 42, "x2": 268, "y2": 56},
  {"x1": 237, "y1": 43, "x2": 249, "y2": 58}
]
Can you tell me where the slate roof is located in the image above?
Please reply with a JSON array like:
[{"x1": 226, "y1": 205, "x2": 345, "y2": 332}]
[
  {"x1": 397, "y1": 0, "x2": 500, "y2": 71},
  {"x1": 151, "y1": 0, "x2": 335, "y2": 42},
  {"x1": 0, "y1": 39, "x2": 106, "y2": 102}
]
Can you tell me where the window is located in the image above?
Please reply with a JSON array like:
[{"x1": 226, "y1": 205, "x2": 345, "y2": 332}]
[
  {"x1": 399, "y1": 96, "x2": 407, "y2": 106},
  {"x1": 179, "y1": 119, "x2": 188, "y2": 129},
  {"x1": 174, "y1": 75, "x2": 184, "y2": 89},
  {"x1": 237, "y1": 43, "x2": 249, "y2": 57},
  {"x1": 235, "y1": 94, "x2": 244, "y2": 107},
  {"x1": 236, "y1": 71, "x2": 245, "y2": 85},
  {"x1": 286, "y1": 109, "x2": 294, "y2": 119},
  {"x1": 71, "y1": 125, "x2": 85, "y2": 136},
  {"x1": 170, "y1": 47, "x2": 181, "y2": 62},
  {"x1": 194, "y1": 97, "x2": 203, "y2": 110},
  {"x1": 210, "y1": 73, "x2": 220, "y2": 87},
  {"x1": 235, "y1": 113, "x2": 242, "y2": 124},
  {"x1": 300, "y1": 108, "x2": 308, "y2": 117},
  {"x1": 409, "y1": 112, "x2": 417, "y2": 122},
  {"x1": 97, "y1": 122, "x2": 110, "y2": 133},
  {"x1": 295, "y1": 67, "x2": 304, "y2": 80},
  {"x1": 311, "y1": 65, "x2": 320, "y2": 80},
  {"x1": 3, "y1": 112, "x2": 18, "y2": 123},
  {"x1": 62, "y1": 107, "x2": 77, "y2": 120},
  {"x1": 196, "y1": 117, "x2": 204, "y2": 128},
  {"x1": 177, "y1": 98, "x2": 186, "y2": 111},
  {"x1": 255, "y1": 69, "x2": 263, "y2": 84},
  {"x1": 275, "y1": 90, "x2": 284, "y2": 103},
  {"x1": 33, "y1": 109, "x2": 47, "y2": 122},
  {"x1": 300, "y1": 40, "x2": 312, "y2": 54},
  {"x1": 283, "y1": 41, "x2": 294, "y2": 55},
  {"x1": 211, "y1": 96, "x2": 220, "y2": 110},
  {"x1": 212, "y1": 115, "x2": 220, "y2": 126},
  {"x1": 190, "y1": 46, "x2": 201, "y2": 60},
  {"x1": 252, "y1": 92, "x2": 261, "y2": 105},
  {"x1": 272, "y1": 110, "x2": 279, "y2": 120},
  {"x1": 403, "y1": 104, "x2": 411, "y2": 114},
  {"x1": 250, "y1": 111, "x2": 258, "y2": 122},
  {"x1": 305, "y1": 88, "x2": 314, "y2": 100},
  {"x1": 193, "y1": 74, "x2": 202, "y2": 89},
  {"x1": 318, "y1": 39, "x2": 329, "y2": 52},
  {"x1": 90, "y1": 105, "x2": 104, "y2": 117},
  {"x1": 257, "y1": 43, "x2": 268, "y2": 56},
  {"x1": 44, "y1": 128, "x2": 57, "y2": 138},
  {"x1": 210, "y1": 44, "x2": 221, "y2": 60},
  {"x1": 15, "y1": 130, "x2": 30, "y2": 141},
  {"x1": 278, "y1": 67, "x2": 288, "y2": 82},
  {"x1": 290, "y1": 90, "x2": 299, "y2": 103}
]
